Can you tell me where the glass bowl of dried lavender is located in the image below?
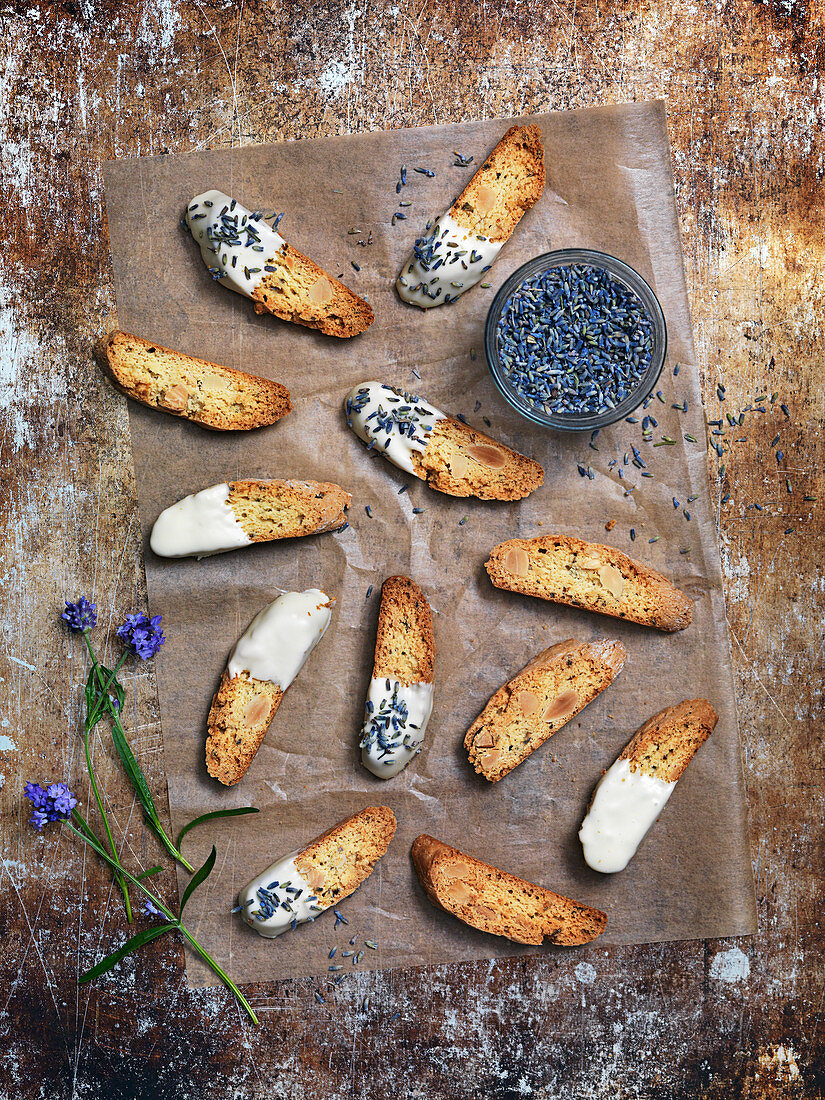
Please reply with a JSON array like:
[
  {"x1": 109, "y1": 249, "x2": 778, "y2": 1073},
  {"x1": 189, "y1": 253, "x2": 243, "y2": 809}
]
[{"x1": 484, "y1": 249, "x2": 667, "y2": 431}]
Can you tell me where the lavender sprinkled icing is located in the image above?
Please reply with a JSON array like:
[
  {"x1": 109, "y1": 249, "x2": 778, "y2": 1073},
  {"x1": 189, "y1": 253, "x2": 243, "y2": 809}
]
[
  {"x1": 396, "y1": 212, "x2": 501, "y2": 309},
  {"x1": 185, "y1": 189, "x2": 287, "y2": 299},
  {"x1": 496, "y1": 263, "x2": 654, "y2": 416},
  {"x1": 237, "y1": 850, "x2": 325, "y2": 938},
  {"x1": 345, "y1": 381, "x2": 445, "y2": 476},
  {"x1": 360, "y1": 678, "x2": 434, "y2": 779}
]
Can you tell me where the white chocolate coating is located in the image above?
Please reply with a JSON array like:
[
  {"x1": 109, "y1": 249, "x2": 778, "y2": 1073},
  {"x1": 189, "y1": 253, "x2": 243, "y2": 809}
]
[
  {"x1": 150, "y1": 482, "x2": 251, "y2": 559},
  {"x1": 228, "y1": 589, "x2": 331, "y2": 689},
  {"x1": 579, "y1": 758, "x2": 676, "y2": 874},
  {"x1": 344, "y1": 381, "x2": 446, "y2": 476},
  {"x1": 396, "y1": 211, "x2": 503, "y2": 309},
  {"x1": 360, "y1": 678, "x2": 434, "y2": 779},
  {"x1": 237, "y1": 850, "x2": 326, "y2": 938},
  {"x1": 185, "y1": 189, "x2": 287, "y2": 299}
]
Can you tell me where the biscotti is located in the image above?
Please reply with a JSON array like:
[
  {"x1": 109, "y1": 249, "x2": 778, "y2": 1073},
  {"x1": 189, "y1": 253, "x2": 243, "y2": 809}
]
[
  {"x1": 150, "y1": 478, "x2": 350, "y2": 559},
  {"x1": 396, "y1": 125, "x2": 545, "y2": 308},
  {"x1": 411, "y1": 834, "x2": 606, "y2": 946},
  {"x1": 100, "y1": 330, "x2": 292, "y2": 430},
  {"x1": 206, "y1": 589, "x2": 333, "y2": 786},
  {"x1": 360, "y1": 576, "x2": 435, "y2": 778},
  {"x1": 579, "y1": 698, "x2": 718, "y2": 873},
  {"x1": 345, "y1": 381, "x2": 543, "y2": 501},
  {"x1": 185, "y1": 190, "x2": 374, "y2": 338},
  {"x1": 239, "y1": 807, "x2": 396, "y2": 937},
  {"x1": 465, "y1": 638, "x2": 626, "y2": 782},
  {"x1": 486, "y1": 535, "x2": 693, "y2": 631}
]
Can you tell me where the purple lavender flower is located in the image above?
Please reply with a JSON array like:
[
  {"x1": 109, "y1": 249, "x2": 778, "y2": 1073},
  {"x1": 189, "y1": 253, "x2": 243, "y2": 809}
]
[
  {"x1": 116, "y1": 612, "x2": 165, "y2": 661},
  {"x1": 47, "y1": 783, "x2": 78, "y2": 817},
  {"x1": 24, "y1": 781, "x2": 49, "y2": 810},
  {"x1": 25, "y1": 781, "x2": 78, "y2": 830},
  {"x1": 61, "y1": 597, "x2": 98, "y2": 632},
  {"x1": 143, "y1": 899, "x2": 164, "y2": 918}
]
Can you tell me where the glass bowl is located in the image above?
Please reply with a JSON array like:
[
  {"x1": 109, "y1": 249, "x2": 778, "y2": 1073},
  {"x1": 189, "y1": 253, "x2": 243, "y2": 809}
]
[{"x1": 484, "y1": 249, "x2": 667, "y2": 432}]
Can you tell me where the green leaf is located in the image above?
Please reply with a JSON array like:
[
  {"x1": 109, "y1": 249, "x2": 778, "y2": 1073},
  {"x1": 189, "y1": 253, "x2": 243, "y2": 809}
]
[
  {"x1": 135, "y1": 866, "x2": 163, "y2": 880},
  {"x1": 109, "y1": 717, "x2": 160, "y2": 825},
  {"x1": 176, "y1": 807, "x2": 259, "y2": 849},
  {"x1": 85, "y1": 663, "x2": 126, "y2": 730},
  {"x1": 180, "y1": 846, "x2": 216, "y2": 916},
  {"x1": 98, "y1": 663, "x2": 126, "y2": 710},
  {"x1": 78, "y1": 923, "x2": 177, "y2": 983}
]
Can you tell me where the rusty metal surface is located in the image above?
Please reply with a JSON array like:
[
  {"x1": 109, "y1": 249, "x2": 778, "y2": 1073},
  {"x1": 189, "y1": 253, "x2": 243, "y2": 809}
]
[{"x1": 1, "y1": 1, "x2": 822, "y2": 1097}]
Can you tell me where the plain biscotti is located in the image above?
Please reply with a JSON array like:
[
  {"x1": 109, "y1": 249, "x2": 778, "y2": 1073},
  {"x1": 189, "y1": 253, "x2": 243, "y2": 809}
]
[
  {"x1": 150, "y1": 478, "x2": 351, "y2": 559},
  {"x1": 100, "y1": 330, "x2": 292, "y2": 430},
  {"x1": 411, "y1": 834, "x2": 607, "y2": 946},
  {"x1": 238, "y1": 807, "x2": 397, "y2": 937},
  {"x1": 360, "y1": 576, "x2": 435, "y2": 779},
  {"x1": 579, "y1": 698, "x2": 718, "y2": 873},
  {"x1": 396, "y1": 125, "x2": 545, "y2": 308},
  {"x1": 485, "y1": 535, "x2": 693, "y2": 631},
  {"x1": 465, "y1": 638, "x2": 626, "y2": 782},
  {"x1": 345, "y1": 381, "x2": 543, "y2": 501},
  {"x1": 185, "y1": 189, "x2": 374, "y2": 338},
  {"x1": 206, "y1": 589, "x2": 333, "y2": 786}
]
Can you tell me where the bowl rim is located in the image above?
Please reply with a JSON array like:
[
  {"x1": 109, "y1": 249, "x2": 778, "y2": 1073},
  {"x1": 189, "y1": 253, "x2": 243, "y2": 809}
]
[{"x1": 484, "y1": 248, "x2": 668, "y2": 432}]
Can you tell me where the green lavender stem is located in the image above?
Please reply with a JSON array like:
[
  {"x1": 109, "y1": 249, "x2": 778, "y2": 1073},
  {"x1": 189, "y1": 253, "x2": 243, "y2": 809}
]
[
  {"x1": 81, "y1": 634, "x2": 132, "y2": 922},
  {"x1": 67, "y1": 812, "x2": 258, "y2": 1024}
]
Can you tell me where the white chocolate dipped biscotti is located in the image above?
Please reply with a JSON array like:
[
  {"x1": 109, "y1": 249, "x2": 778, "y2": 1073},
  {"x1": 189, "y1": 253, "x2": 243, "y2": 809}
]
[
  {"x1": 411, "y1": 834, "x2": 606, "y2": 946},
  {"x1": 238, "y1": 806, "x2": 396, "y2": 937},
  {"x1": 100, "y1": 330, "x2": 292, "y2": 430},
  {"x1": 206, "y1": 589, "x2": 333, "y2": 786},
  {"x1": 396, "y1": 125, "x2": 545, "y2": 309},
  {"x1": 579, "y1": 698, "x2": 718, "y2": 873},
  {"x1": 465, "y1": 638, "x2": 626, "y2": 782},
  {"x1": 345, "y1": 381, "x2": 543, "y2": 501},
  {"x1": 185, "y1": 190, "x2": 374, "y2": 338},
  {"x1": 360, "y1": 576, "x2": 435, "y2": 779},
  {"x1": 150, "y1": 478, "x2": 350, "y2": 559},
  {"x1": 486, "y1": 535, "x2": 693, "y2": 631}
]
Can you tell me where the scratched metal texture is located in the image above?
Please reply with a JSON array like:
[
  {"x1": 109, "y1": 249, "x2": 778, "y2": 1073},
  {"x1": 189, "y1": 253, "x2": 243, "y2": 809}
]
[{"x1": 1, "y1": 1, "x2": 822, "y2": 1097}]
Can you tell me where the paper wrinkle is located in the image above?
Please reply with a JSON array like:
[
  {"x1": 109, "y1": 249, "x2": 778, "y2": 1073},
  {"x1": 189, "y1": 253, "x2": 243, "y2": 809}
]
[{"x1": 104, "y1": 102, "x2": 756, "y2": 987}]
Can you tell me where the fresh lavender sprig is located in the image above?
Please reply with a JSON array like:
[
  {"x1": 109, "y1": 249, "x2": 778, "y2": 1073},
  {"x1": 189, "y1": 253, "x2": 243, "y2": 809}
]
[
  {"x1": 37, "y1": 596, "x2": 261, "y2": 1022},
  {"x1": 65, "y1": 599, "x2": 134, "y2": 920},
  {"x1": 26, "y1": 789, "x2": 258, "y2": 1024}
]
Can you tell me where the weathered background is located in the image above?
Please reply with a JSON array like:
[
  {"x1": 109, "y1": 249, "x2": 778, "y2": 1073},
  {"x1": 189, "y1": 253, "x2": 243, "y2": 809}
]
[{"x1": 1, "y1": 1, "x2": 823, "y2": 1097}]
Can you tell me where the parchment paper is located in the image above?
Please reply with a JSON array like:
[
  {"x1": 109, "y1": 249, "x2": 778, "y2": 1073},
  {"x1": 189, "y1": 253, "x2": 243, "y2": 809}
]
[{"x1": 103, "y1": 101, "x2": 756, "y2": 987}]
